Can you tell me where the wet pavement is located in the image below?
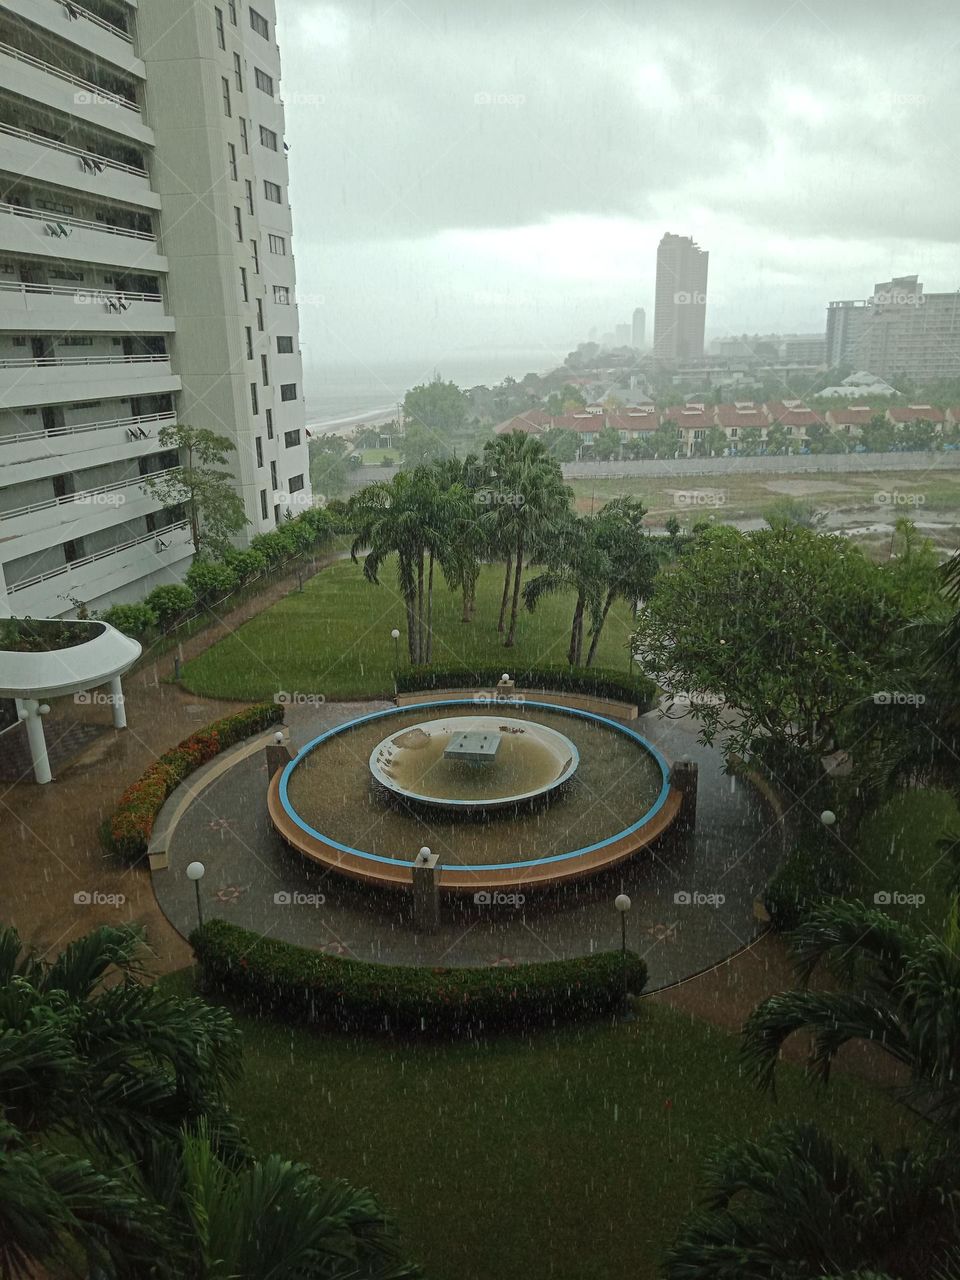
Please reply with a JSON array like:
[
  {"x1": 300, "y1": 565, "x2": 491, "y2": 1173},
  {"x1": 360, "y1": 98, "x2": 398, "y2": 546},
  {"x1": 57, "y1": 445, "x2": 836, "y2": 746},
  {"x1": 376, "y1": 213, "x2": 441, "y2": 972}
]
[{"x1": 155, "y1": 700, "x2": 786, "y2": 991}]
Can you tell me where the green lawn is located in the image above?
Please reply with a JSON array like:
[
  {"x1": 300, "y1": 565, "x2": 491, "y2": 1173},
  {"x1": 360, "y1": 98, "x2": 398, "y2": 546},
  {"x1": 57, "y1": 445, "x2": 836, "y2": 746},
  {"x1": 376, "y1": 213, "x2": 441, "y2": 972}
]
[
  {"x1": 162, "y1": 975, "x2": 915, "y2": 1280},
  {"x1": 180, "y1": 558, "x2": 634, "y2": 701}
]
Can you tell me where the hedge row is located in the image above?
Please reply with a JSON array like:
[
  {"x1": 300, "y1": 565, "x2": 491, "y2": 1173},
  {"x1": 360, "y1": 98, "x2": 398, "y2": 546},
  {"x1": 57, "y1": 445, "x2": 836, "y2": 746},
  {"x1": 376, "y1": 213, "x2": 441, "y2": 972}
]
[
  {"x1": 192, "y1": 919, "x2": 647, "y2": 1035},
  {"x1": 108, "y1": 703, "x2": 283, "y2": 861},
  {"x1": 396, "y1": 664, "x2": 657, "y2": 712},
  {"x1": 763, "y1": 838, "x2": 855, "y2": 931}
]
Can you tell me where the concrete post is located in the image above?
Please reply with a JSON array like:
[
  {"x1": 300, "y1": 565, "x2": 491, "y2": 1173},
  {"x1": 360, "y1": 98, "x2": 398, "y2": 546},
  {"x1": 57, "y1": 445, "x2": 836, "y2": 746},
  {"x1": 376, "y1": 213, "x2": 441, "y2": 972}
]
[
  {"x1": 412, "y1": 848, "x2": 441, "y2": 933},
  {"x1": 265, "y1": 739, "x2": 292, "y2": 780},
  {"x1": 109, "y1": 676, "x2": 126, "y2": 729},
  {"x1": 670, "y1": 758, "x2": 699, "y2": 835},
  {"x1": 19, "y1": 698, "x2": 52, "y2": 785}
]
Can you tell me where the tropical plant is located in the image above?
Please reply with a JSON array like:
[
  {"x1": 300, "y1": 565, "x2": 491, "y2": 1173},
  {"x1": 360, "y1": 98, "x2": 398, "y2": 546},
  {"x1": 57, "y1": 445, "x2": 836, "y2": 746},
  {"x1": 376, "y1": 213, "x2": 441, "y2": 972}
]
[
  {"x1": 584, "y1": 496, "x2": 657, "y2": 666},
  {"x1": 141, "y1": 424, "x2": 248, "y2": 559},
  {"x1": 522, "y1": 512, "x2": 607, "y2": 665}
]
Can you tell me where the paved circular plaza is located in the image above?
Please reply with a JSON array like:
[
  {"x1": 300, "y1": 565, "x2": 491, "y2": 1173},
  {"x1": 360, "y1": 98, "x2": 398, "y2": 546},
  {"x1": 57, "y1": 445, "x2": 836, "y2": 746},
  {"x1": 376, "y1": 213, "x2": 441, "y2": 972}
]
[{"x1": 152, "y1": 699, "x2": 785, "y2": 992}]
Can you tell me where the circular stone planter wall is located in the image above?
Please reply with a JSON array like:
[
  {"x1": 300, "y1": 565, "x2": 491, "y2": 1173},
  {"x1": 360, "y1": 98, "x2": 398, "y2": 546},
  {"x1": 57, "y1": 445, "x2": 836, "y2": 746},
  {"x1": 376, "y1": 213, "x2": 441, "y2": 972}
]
[{"x1": 268, "y1": 698, "x2": 680, "y2": 893}]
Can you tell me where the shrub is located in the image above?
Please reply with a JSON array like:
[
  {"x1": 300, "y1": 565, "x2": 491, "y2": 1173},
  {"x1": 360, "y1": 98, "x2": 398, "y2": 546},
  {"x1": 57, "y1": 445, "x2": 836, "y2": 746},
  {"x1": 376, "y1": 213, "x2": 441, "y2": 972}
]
[
  {"x1": 100, "y1": 603, "x2": 157, "y2": 638},
  {"x1": 223, "y1": 547, "x2": 268, "y2": 584},
  {"x1": 185, "y1": 560, "x2": 238, "y2": 603},
  {"x1": 250, "y1": 530, "x2": 290, "y2": 564},
  {"x1": 145, "y1": 583, "x2": 196, "y2": 628},
  {"x1": 108, "y1": 703, "x2": 283, "y2": 861},
  {"x1": 396, "y1": 664, "x2": 657, "y2": 713},
  {"x1": 764, "y1": 838, "x2": 855, "y2": 931},
  {"x1": 192, "y1": 919, "x2": 647, "y2": 1035}
]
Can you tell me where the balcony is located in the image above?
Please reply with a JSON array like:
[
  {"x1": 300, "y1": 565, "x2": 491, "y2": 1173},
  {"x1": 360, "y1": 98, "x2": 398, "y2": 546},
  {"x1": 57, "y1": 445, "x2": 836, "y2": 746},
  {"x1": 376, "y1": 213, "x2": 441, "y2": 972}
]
[
  {"x1": 0, "y1": 41, "x2": 152, "y2": 144},
  {"x1": 0, "y1": 278, "x2": 173, "y2": 333},
  {"x1": 3, "y1": 519, "x2": 193, "y2": 617},
  {"x1": 0, "y1": 409, "x2": 175, "y2": 483},
  {"x1": 0, "y1": 351, "x2": 179, "y2": 408},
  {"x1": 0, "y1": 0, "x2": 144, "y2": 77},
  {"x1": 0, "y1": 199, "x2": 166, "y2": 271},
  {"x1": 0, "y1": 122, "x2": 157, "y2": 208}
]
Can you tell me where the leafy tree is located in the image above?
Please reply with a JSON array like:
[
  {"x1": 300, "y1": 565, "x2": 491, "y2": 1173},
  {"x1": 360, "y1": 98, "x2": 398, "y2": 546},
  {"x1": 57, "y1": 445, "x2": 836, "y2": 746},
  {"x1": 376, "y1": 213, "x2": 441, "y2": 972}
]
[
  {"x1": 591, "y1": 424, "x2": 622, "y2": 461},
  {"x1": 632, "y1": 525, "x2": 915, "y2": 761},
  {"x1": 544, "y1": 385, "x2": 586, "y2": 415},
  {"x1": 522, "y1": 513, "x2": 607, "y2": 665},
  {"x1": 705, "y1": 426, "x2": 727, "y2": 457},
  {"x1": 141, "y1": 424, "x2": 248, "y2": 559},
  {"x1": 861, "y1": 414, "x2": 896, "y2": 453},
  {"x1": 651, "y1": 419, "x2": 680, "y2": 458},
  {"x1": 541, "y1": 426, "x2": 579, "y2": 462},
  {"x1": 735, "y1": 426, "x2": 762, "y2": 455},
  {"x1": 402, "y1": 377, "x2": 467, "y2": 441},
  {"x1": 399, "y1": 421, "x2": 450, "y2": 467},
  {"x1": 762, "y1": 496, "x2": 825, "y2": 530},
  {"x1": 584, "y1": 496, "x2": 658, "y2": 665},
  {"x1": 308, "y1": 433, "x2": 350, "y2": 497}
]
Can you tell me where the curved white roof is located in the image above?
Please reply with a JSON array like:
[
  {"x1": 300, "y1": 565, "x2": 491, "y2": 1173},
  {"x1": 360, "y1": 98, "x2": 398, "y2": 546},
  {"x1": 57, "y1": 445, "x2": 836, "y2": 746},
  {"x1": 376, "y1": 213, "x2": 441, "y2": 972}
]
[{"x1": 0, "y1": 620, "x2": 142, "y2": 700}]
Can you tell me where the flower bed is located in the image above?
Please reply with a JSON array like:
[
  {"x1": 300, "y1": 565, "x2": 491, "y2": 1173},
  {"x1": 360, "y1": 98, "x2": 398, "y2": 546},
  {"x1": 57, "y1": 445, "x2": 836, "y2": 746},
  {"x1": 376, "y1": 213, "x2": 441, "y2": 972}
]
[
  {"x1": 192, "y1": 919, "x2": 647, "y2": 1035},
  {"x1": 108, "y1": 703, "x2": 283, "y2": 861}
]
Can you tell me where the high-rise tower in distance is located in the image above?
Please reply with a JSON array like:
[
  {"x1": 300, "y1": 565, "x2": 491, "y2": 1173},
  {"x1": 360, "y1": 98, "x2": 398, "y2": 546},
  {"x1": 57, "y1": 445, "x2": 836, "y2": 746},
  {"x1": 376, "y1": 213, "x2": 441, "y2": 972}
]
[
  {"x1": 652, "y1": 234, "x2": 708, "y2": 362},
  {"x1": 631, "y1": 306, "x2": 645, "y2": 349}
]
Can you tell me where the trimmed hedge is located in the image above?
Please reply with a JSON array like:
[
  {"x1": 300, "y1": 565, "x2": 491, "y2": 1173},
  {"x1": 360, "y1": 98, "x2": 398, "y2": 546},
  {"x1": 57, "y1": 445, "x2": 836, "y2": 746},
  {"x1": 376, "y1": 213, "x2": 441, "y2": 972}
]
[
  {"x1": 396, "y1": 664, "x2": 657, "y2": 712},
  {"x1": 108, "y1": 703, "x2": 283, "y2": 861},
  {"x1": 764, "y1": 838, "x2": 855, "y2": 931},
  {"x1": 192, "y1": 919, "x2": 647, "y2": 1035}
]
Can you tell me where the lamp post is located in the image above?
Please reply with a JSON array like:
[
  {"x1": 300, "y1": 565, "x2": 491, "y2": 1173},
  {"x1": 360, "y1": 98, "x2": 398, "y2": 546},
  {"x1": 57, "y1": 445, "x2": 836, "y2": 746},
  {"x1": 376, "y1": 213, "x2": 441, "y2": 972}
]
[
  {"x1": 390, "y1": 628, "x2": 401, "y2": 693},
  {"x1": 186, "y1": 861, "x2": 205, "y2": 931},
  {"x1": 615, "y1": 893, "x2": 634, "y2": 1022}
]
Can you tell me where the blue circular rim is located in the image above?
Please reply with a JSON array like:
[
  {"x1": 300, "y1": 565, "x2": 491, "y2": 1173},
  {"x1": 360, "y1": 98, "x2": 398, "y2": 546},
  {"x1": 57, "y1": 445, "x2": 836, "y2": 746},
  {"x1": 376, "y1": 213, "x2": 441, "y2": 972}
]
[{"x1": 277, "y1": 699, "x2": 671, "y2": 872}]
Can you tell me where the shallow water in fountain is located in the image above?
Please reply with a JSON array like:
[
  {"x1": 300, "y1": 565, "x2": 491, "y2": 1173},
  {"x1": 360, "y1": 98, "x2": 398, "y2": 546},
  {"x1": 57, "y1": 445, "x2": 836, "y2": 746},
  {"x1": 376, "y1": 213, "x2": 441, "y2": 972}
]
[{"x1": 285, "y1": 704, "x2": 664, "y2": 867}]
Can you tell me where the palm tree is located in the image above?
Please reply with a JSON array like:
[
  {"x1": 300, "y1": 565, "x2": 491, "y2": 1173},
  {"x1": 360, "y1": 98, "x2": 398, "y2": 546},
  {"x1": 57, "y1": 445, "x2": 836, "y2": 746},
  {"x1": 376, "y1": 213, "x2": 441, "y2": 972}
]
[
  {"x1": 349, "y1": 473, "x2": 425, "y2": 664},
  {"x1": 664, "y1": 1122, "x2": 960, "y2": 1280},
  {"x1": 741, "y1": 900, "x2": 960, "y2": 1128},
  {"x1": 522, "y1": 513, "x2": 607, "y2": 665},
  {"x1": 583, "y1": 496, "x2": 658, "y2": 667}
]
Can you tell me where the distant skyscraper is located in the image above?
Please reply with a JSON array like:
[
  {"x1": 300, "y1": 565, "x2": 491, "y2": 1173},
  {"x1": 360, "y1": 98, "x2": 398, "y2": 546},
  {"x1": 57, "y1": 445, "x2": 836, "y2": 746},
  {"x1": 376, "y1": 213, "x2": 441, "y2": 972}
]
[
  {"x1": 614, "y1": 323, "x2": 631, "y2": 346},
  {"x1": 653, "y1": 234, "x2": 709, "y2": 362},
  {"x1": 631, "y1": 307, "x2": 646, "y2": 348}
]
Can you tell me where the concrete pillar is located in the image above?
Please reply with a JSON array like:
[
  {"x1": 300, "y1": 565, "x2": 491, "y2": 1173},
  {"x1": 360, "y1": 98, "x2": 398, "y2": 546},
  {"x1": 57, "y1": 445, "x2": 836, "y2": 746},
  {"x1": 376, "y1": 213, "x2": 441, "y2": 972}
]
[
  {"x1": 670, "y1": 758, "x2": 699, "y2": 834},
  {"x1": 264, "y1": 738, "x2": 292, "y2": 779},
  {"x1": 18, "y1": 698, "x2": 52, "y2": 785},
  {"x1": 412, "y1": 848, "x2": 440, "y2": 933},
  {"x1": 109, "y1": 676, "x2": 127, "y2": 729}
]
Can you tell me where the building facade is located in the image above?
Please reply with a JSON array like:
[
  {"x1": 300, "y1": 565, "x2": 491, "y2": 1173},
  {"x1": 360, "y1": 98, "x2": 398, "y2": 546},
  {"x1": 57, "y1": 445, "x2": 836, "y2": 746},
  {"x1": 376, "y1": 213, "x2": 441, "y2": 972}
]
[
  {"x1": 631, "y1": 306, "x2": 645, "y2": 349},
  {"x1": 0, "y1": 0, "x2": 310, "y2": 619},
  {"x1": 826, "y1": 276, "x2": 960, "y2": 380},
  {"x1": 652, "y1": 233, "x2": 708, "y2": 363}
]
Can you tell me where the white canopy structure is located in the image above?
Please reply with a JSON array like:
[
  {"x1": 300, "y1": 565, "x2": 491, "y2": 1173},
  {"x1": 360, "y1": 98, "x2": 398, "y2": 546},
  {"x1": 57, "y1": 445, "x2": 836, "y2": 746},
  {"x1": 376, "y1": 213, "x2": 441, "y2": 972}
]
[{"x1": 0, "y1": 620, "x2": 141, "y2": 783}]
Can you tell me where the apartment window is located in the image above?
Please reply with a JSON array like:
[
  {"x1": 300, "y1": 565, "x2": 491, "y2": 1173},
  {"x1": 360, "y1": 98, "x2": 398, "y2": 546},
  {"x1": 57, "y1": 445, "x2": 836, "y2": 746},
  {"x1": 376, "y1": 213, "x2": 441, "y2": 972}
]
[
  {"x1": 233, "y1": 51, "x2": 243, "y2": 91},
  {"x1": 228, "y1": 0, "x2": 237, "y2": 23},
  {"x1": 239, "y1": 266, "x2": 248, "y2": 301},
  {"x1": 288, "y1": 473, "x2": 304, "y2": 493},
  {"x1": 245, "y1": 178, "x2": 254, "y2": 214},
  {"x1": 256, "y1": 297, "x2": 264, "y2": 331},
  {"x1": 280, "y1": 382, "x2": 297, "y2": 402},
  {"x1": 250, "y1": 6, "x2": 269, "y2": 38},
  {"x1": 259, "y1": 488, "x2": 268, "y2": 519},
  {"x1": 254, "y1": 67, "x2": 274, "y2": 95},
  {"x1": 233, "y1": 206, "x2": 243, "y2": 240},
  {"x1": 255, "y1": 436, "x2": 263, "y2": 467},
  {"x1": 268, "y1": 233, "x2": 286, "y2": 255},
  {"x1": 221, "y1": 77, "x2": 231, "y2": 117},
  {"x1": 263, "y1": 180, "x2": 282, "y2": 204},
  {"x1": 276, "y1": 335, "x2": 293, "y2": 353},
  {"x1": 250, "y1": 239, "x2": 259, "y2": 273},
  {"x1": 227, "y1": 142, "x2": 237, "y2": 180},
  {"x1": 259, "y1": 124, "x2": 278, "y2": 150},
  {"x1": 261, "y1": 354, "x2": 270, "y2": 385},
  {"x1": 63, "y1": 538, "x2": 85, "y2": 564},
  {"x1": 250, "y1": 382, "x2": 259, "y2": 415},
  {"x1": 270, "y1": 460, "x2": 278, "y2": 490},
  {"x1": 245, "y1": 325, "x2": 253, "y2": 359},
  {"x1": 239, "y1": 117, "x2": 248, "y2": 153},
  {"x1": 273, "y1": 284, "x2": 290, "y2": 304},
  {"x1": 215, "y1": 7, "x2": 225, "y2": 48},
  {"x1": 265, "y1": 408, "x2": 273, "y2": 439},
  {"x1": 284, "y1": 429, "x2": 301, "y2": 448}
]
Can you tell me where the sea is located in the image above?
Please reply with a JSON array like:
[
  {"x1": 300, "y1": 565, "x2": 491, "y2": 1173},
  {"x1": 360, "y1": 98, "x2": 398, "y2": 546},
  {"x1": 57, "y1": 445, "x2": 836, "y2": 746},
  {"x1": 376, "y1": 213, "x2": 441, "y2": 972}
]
[{"x1": 303, "y1": 351, "x2": 557, "y2": 433}]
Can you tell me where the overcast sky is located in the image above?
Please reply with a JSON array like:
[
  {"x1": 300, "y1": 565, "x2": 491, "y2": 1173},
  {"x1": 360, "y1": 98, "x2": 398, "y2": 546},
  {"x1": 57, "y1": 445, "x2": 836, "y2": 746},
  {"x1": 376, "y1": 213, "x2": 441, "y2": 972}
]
[{"x1": 274, "y1": 0, "x2": 960, "y2": 369}]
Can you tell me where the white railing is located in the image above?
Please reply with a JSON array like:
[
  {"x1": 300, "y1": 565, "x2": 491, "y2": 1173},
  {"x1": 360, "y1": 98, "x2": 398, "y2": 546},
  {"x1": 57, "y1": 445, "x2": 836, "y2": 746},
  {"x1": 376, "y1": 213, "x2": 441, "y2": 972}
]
[
  {"x1": 0, "y1": 199, "x2": 155, "y2": 241},
  {"x1": 0, "y1": 409, "x2": 175, "y2": 446},
  {"x1": 0, "y1": 121, "x2": 147, "y2": 177},
  {"x1": 0, "y1": 279, "x2": 162, "y2": 305},
  {"x1": 0, "y1": 466, "x2": 176, "y2": 522},
  {"x1": 7, "y1": 521, "x2": 190, "y2": 593},
  {"x1": 0, "y1": 42, "x2": 140, "y2": 111},
  {"x1": 0, "y1": 352, "x2": 168, "y2": 369},
  {"x1": 57, "y1": 0, "x2": 132, "y2": 43}
]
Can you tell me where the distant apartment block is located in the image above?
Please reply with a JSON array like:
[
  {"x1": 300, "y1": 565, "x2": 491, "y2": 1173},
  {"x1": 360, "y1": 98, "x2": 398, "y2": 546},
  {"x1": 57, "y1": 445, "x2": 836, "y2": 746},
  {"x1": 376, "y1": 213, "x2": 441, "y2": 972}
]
[
  {"x1": 631, "y1": 306, "x2": 645, "y2": 349},
  {"x1": 652, "y1": 233, "x2": 708, "y2": 363},
  {"x1": 826, "y1": 276, "x2": 960, "y2": 379},
  {"x1": 0, "y1": 0, "x2": 311, "y2": 619}
]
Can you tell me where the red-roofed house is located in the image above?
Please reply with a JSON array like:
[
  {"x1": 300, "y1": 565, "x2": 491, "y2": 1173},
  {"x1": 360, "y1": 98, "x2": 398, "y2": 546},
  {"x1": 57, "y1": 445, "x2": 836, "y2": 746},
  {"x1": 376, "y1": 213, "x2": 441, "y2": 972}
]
[
  {"x1": 886, "y1": 404, "x2": 945, "y2": 426},
  {"x1": 492, "y1": 410, "x2": 552, "y2": 436},
  {"x1": 664, "y1": 403, "x2": 714, "y2": 456},
  {"x1": 825, "y1": 405, "x2": 877, "y2": 437},
  {"x1": 763, "y1": 400, "x2": 825, "y2": 445}
]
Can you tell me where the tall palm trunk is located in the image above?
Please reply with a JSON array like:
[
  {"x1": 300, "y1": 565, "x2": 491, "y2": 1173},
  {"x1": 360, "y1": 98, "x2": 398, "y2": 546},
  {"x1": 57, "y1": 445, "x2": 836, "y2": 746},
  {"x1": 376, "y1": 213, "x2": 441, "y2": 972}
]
[
  {"x1": 425, "y1": 550, "x2": 435, "y2": 663},
  {"x1": 401, "y1": 555, "x2": 419, "y2": 664},
  {"x1": 585, "y1": 588, "x2": 616, "y2": 667},
  {"x1": 498, "y1": 553, "x2": 513, "y2": 632},
  {"x1": 568, "y1": 593, "x2": 585, "y2": 666},
  {"x1": 416, "y1": 550, "x2": 425, "y2": 663},
  {"x1": 505, "y1": 531, "x2": 524, "y2": 647}
]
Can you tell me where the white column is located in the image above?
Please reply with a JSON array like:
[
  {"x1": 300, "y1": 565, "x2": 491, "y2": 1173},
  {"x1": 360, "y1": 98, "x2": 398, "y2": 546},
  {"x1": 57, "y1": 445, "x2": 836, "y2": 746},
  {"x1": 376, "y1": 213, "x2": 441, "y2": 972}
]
[
  {"x1": 18, "y1": 699, "x2": 52, "y2": 785},
  {"x1": 109, "y1": 677, "x2": 127, "y2": 729}
]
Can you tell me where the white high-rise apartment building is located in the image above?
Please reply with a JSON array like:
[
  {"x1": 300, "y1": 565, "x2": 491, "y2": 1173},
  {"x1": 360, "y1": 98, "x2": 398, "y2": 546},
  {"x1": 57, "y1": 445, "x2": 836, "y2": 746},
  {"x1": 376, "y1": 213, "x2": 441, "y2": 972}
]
[{"x1": 0, "y1": 0, "x2": 311, "y2": 619}]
